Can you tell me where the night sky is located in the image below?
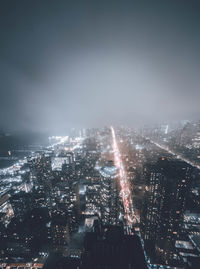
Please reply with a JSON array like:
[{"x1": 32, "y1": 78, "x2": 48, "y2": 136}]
[{"x1": 0, "y1": 0, "x2": 200, "y2": 134}]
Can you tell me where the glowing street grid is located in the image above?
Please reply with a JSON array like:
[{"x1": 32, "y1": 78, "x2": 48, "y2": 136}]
[{"x1": 110, "y1": 126, "x2": 135, "y2": 225}]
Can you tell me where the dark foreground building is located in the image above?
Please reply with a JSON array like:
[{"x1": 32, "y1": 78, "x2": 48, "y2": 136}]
[
  {"x1": 43, "y1": 222, "x2": 148, "y2": 269},
  {"x1": 81, "y1": 223, "x2": 148, "y2": 269}
]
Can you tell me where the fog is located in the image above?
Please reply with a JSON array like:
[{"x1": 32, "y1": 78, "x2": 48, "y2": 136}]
[{"x1": 0, "y1": 0, "x2": 200, "y2": 134}]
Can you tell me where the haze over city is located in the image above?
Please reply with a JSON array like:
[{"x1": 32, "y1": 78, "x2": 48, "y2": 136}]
[
  {"x1": 1, "y1": 1, "x2": 200, "y2": 269},
  {"x1": 0, "y1": 0, "x2": 200, "y2": 133}
]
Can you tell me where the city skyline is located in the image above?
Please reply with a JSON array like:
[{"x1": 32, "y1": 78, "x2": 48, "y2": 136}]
[
  {"x1": 1, "y1": 1, "x2": 200, "y2": 268},
  {"x1": 0, "y1": 123, "x2": 200, "y2": 268}
]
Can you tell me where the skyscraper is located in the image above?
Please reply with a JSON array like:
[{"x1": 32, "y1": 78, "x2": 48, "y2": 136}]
[
  {"x1": 51, "y1": 211, "x2": 70, "y2": 250},
  {"x1": 99, "y1": 161, "x2": 119, "y2": 225},
  {"x1": 141, "y1": 158, "x2": 192, "y2": 260}
]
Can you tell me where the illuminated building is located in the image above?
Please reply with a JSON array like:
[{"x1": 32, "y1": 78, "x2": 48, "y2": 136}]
[
  {"x1": 0, "y1": 194, "x2": 14, "y2": 225},
  {"x1": 142, "y1": 158, "x2": 192, "y2": 261},
  {"x1": 51, "y1": 152, "x2": 74, "y2": 172},
  {"x1": 51, "y1": 211, "x2": 70, "y2": 248},
  {"x1": 9, "y1": 192, "x2": 32, "y2": 221},
  {"x1": 51, "y1": 157, "x2": 69, "y2": 171},
  {"x1": 28, "y1": 155, "x2": 53, "y2": 209},
  {"x1": 85, "y1": 181, "x2": 101, "y2": 216},
  {"x1": 51, "y1": 180, "x2": 80, "y2": 233},
  {"x1": 99, "y1": 162, "x2": 119, "y2": 225}
]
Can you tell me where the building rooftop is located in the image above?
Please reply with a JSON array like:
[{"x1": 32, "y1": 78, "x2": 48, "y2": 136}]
[{"x1": 99, "y1": 165, "x2": 118, "y2": 178}]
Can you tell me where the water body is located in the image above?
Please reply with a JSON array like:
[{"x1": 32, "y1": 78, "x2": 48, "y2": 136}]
[{"x1": 0, "y1": 132, "x2": 49, "y2": 168}]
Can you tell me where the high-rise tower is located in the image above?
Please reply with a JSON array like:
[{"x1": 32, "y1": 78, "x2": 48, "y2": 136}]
[
  {"x1": 142, "y1": 158, "x2": 192, "y2": 256},
  {"x1": 99, "y1": 161, "x2": 119, "y2": 225}
]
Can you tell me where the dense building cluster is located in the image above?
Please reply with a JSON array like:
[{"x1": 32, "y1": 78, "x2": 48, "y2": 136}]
[{"x1": 0, "y1": 124, "x2": 200, "y2": 268}]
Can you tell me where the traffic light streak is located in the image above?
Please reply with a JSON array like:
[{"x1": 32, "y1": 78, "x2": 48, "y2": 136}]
[{"x1": 110, "y1": 126, "x2": 135, "y2": 225}]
